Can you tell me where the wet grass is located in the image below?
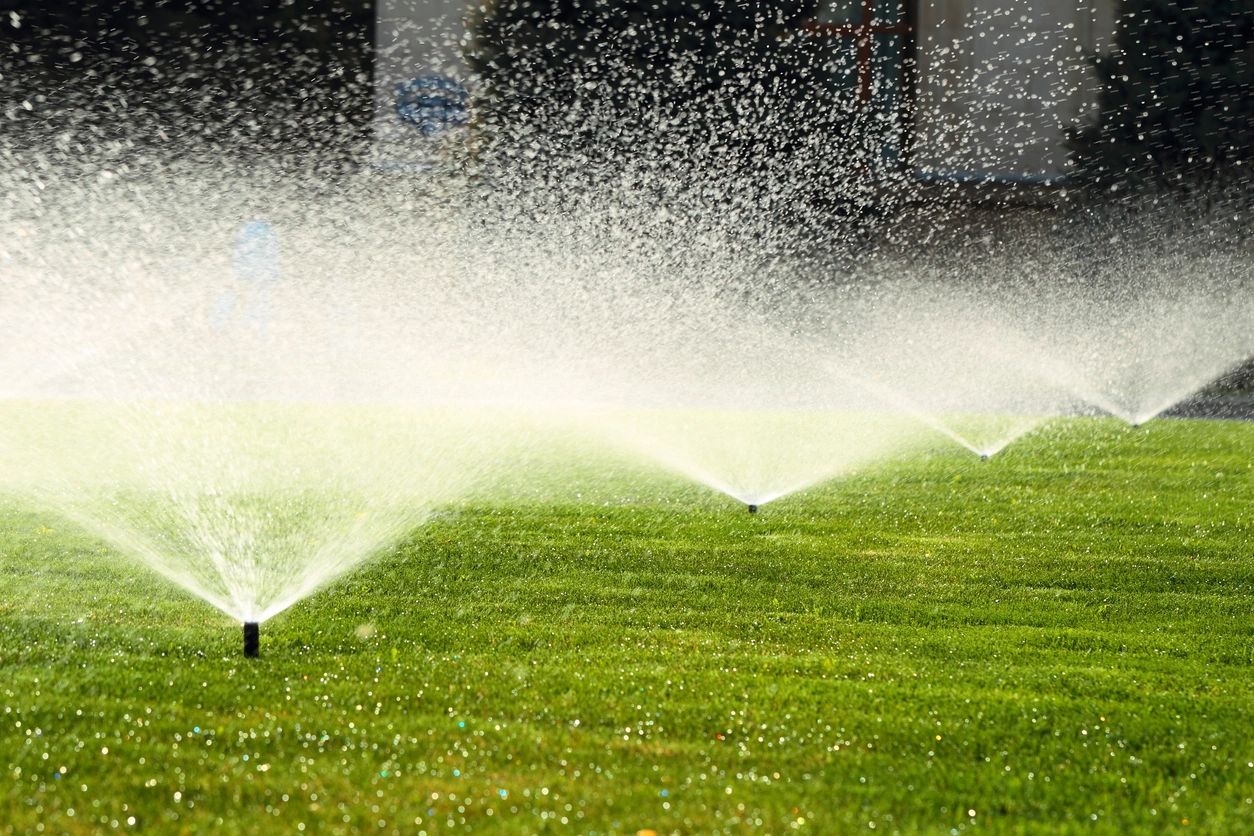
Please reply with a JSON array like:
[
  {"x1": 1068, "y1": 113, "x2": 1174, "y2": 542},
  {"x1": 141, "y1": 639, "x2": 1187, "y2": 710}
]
[{"x1": 0, "y1": 417, "x2": 1251, "y2": 834}]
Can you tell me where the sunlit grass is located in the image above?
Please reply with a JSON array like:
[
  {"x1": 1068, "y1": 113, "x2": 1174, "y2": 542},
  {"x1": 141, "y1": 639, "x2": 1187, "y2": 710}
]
[{"x1": 0, "y1": 416, "x2": 1250, "y2": 832}]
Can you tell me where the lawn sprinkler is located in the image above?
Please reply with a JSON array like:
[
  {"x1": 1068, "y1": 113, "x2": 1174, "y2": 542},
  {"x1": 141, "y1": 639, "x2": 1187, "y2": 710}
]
[
  {"x1": 243, "y1": 622, "x2": 260, "y2": 657},
  {"x1": 747, "y1": 503, "x2": 759, "y2": 514},
  {"x1": 980, "y1": 452, "x2": 990, "y2": 461}
]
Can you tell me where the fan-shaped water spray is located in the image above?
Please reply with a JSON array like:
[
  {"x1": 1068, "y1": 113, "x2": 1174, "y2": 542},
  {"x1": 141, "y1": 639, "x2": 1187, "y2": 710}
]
[
  {"x1": 0, "y1": 192, "x2": 512, "y2": 651},
  {"x1": 1013, "y1": 229, "x2": 1254, "y2": 425},
  {"x1": 4, "y1": 159, "x2": 1250, "y2": 656},
  {"x1": 2, "y1": 69, "x2": 1251, "y2": 657}
]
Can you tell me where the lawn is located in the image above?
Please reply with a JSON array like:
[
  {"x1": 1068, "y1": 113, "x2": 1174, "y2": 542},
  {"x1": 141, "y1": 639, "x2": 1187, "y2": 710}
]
[{"x1": 0, "y1": 417, "x2": 1251, "y2": 834}]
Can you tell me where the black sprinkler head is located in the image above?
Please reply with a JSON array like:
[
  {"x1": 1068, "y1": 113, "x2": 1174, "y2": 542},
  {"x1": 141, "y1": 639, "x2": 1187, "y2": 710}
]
[
  {"x1": 747, "y1": 503, "x2": 758, "y2": 514},
  {"x1": 243, "y1": 622, "x2": 260, "y2": 658},
  {"x1": 980, "y1": 453, "x2": 990, "y2": 461}
]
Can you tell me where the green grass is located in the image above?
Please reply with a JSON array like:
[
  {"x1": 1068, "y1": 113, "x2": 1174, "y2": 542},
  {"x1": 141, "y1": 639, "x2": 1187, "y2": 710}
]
[{"x1": 0, "y1": 417, "x2": 1251, "y2": 834}]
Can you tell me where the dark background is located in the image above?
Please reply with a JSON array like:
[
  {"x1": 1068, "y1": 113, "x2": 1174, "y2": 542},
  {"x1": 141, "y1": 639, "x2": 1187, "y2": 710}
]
[
  {"x1": 5, "y1": 0, "x2": 1252, "y2": 198},
  {"x1": 0, "y1": 1, "x2": 375, "y2": 153}
]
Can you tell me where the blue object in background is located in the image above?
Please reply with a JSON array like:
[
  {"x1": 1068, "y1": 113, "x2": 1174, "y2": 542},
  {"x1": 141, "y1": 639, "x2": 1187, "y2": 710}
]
[
  {"x1": 234, "y1": 220, "x2": 281, "y2": 284},
  {"x1": 395, "y1": 75, "x2": 470, "y2": 137},
  {"x1": 212, "y1": 220, "x2": 281, "y2": 333}
]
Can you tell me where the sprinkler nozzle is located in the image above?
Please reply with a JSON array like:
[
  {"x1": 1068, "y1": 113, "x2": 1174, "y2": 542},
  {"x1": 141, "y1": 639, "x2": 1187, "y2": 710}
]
[
  {"x1": 980, "y1": 453, "x2": 990, "y2": 461},
  {"x1": 243, "y1": 622, "x2": 259, "y2": 658},
  {"x1": 747, "y1": 503, "x2": 758, "y2": 514}
]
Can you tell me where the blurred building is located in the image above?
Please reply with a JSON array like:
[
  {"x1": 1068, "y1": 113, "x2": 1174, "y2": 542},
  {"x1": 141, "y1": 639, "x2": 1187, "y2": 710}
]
[
  {"x1": 908, "y1": 0, "x2": 1118, "y2": 182},
  {"x1": 374, "y1": 1, "x2": 1118, "y2": 181}
]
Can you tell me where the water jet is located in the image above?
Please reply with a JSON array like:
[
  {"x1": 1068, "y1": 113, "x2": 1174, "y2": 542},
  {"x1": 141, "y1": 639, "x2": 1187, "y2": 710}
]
[{"x1": 243, "y1": 622, "x2": 260, "y2": 657}]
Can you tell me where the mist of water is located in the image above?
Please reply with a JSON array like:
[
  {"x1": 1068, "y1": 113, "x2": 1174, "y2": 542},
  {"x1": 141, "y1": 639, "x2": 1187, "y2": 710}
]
[
  {"x1": 2, "y1": 153, "x2": 1250, "y2": 625},
  {"x1": 1, "y1": 6, "x2": 1251, "y2": 628}
]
